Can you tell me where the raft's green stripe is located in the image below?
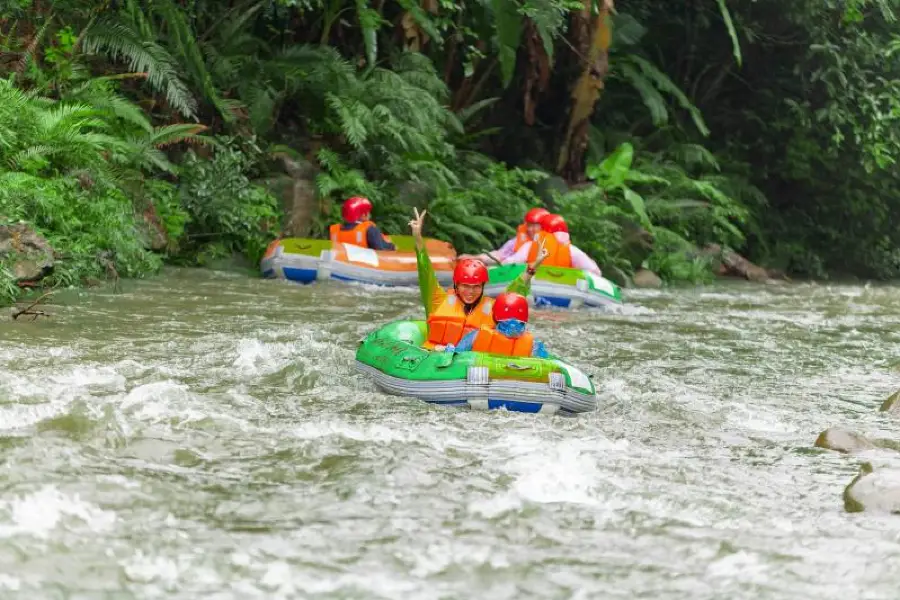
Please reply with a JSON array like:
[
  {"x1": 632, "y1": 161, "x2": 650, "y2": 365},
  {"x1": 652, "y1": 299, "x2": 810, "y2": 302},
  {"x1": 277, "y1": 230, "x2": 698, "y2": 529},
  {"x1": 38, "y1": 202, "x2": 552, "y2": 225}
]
[
  {"x1": 487, "y1": 264, "x2": 622, "y2": 302},
  {"x1": 279, "y1": 238, "x2": 332, "y2": 256},
  {"x1": 356, "y1": 319, "x2": 596, "y2": 394},
  {"x1": 275, "y1": 235, "x2": 439, "y2": 257}
]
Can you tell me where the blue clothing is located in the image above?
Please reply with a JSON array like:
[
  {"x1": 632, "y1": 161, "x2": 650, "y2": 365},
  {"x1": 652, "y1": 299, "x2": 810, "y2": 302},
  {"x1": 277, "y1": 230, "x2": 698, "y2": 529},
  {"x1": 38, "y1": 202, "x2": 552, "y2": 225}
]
[
  {"x1": 340, "y1": 221, "x2": 395, "y2": 250},
  {"x1": 448, "y1": 330, "x2": 550, "y2": 359}
]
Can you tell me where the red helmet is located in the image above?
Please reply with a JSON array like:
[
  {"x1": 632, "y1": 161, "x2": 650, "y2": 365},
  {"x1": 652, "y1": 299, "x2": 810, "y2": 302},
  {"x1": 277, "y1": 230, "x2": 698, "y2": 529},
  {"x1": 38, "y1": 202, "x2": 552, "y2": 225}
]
[
  {"x1": 540, "y1": 213, "x2": 568, "y2": 233},
  {"x1": 342, "y1": 196, "x2": 373, "y2": 222},
  {"x1": 524, "y1": 207, "x2": 550, "y2": 225},
  {"x1": 453, "y1": 258, "x2": 488, "y2": 285},
  {"x1": 493, "y1": 293, "x2": 529, "y2": 322}
]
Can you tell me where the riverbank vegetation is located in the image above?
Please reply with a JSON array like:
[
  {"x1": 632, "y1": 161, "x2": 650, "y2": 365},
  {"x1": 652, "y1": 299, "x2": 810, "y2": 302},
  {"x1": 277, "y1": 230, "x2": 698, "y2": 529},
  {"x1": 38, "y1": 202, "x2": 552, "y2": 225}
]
[{"x1": 2, "y1": 0, "x2": 899, "y2": 305}]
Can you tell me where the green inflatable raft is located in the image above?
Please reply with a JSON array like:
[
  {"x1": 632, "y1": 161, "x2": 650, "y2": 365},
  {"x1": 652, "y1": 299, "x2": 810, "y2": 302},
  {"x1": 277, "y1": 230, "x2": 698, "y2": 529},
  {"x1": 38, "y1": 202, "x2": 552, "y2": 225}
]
[{"x1": 355, "y1": 320, "x2": 598, "y2": 415}]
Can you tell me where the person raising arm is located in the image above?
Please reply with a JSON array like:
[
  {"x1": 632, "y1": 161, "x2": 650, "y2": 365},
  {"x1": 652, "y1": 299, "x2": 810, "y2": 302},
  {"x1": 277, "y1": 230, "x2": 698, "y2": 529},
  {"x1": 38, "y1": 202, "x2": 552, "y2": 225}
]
[{"x1": 408, "y1": 208, "x2": 548, "y2": 350}]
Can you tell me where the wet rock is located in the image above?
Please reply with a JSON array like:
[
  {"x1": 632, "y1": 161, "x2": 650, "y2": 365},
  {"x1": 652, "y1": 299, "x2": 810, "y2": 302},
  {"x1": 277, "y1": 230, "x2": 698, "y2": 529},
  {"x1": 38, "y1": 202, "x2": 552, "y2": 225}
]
[
  {"x1": 0, "y1": 223, "x2": 54, "y2": 283},
  {"x1": 700, "y1": 244, "x2": 782, "y2": 283},
  {"x1": 534, "y1": 175, "x2": 570, "y2": 207},
  {"x1": 879, "y1": 389, "x2": 900, "y2": 414},
  {"x1": 616, "y1": 219, "x2": 654, "y2": 270},
  {"x1": 632, "y1": 269, "x2": 662, "y2": 288},
  {"x1": 269, "y1": 152, "x2": 318, "y2": 237},
  {"x1": 138, "y1": 203, "x2": 169, "y2": 252},
  {"x1": 814, "y1": 427, "x2": 876, "y2": 453},
  {"x1": 843, "y1": 463, "x2": 900, "y2": 513}
]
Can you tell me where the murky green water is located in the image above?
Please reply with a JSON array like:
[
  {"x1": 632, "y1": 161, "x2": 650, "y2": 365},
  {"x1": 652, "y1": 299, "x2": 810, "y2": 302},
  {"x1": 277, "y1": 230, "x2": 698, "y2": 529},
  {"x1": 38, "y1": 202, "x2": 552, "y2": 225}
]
[{"x1": 2, "y1": 268, "x2": 900, "y2": 599}]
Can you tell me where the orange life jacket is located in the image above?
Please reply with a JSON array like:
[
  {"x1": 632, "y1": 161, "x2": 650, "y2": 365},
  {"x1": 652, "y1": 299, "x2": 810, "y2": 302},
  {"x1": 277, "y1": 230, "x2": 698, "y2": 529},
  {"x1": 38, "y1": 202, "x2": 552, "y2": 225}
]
[
  {"x1": 471, "y1": 327, "x2": 534, "y2": 357},
  {"x1": 329, "y1": 221, "x2": 374, "y2": 248},
  {"x1": 513, "y1": 224, "x2": 531, "y2": 252},
  {"x1": 423, "y1": 293, "x2": 494, "y2": 349},
  {"x1": 528, "y1": 232, "x2": 572, "y2": 268}
]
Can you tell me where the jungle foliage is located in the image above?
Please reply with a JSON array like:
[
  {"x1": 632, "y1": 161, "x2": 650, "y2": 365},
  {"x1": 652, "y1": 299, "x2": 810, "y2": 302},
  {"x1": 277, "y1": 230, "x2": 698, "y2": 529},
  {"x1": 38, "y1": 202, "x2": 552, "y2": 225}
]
[{"x1": 1, "y1": 0, "x2": 898, "y2": 303}]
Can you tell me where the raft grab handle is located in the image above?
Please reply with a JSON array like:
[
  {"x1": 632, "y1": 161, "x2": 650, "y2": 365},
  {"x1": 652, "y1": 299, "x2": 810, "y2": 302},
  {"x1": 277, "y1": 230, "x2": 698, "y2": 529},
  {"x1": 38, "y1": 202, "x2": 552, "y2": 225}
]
[{"x1": 505, "y1": 363, "x2": 535, "y2": 371}]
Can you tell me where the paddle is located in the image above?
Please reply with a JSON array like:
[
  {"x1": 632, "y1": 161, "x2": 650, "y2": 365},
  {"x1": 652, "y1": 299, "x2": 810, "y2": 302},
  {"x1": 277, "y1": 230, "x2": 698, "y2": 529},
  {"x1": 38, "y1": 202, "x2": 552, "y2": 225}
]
[{"x1": 480, "y1": 251, "x2": 503, "y2": 266}]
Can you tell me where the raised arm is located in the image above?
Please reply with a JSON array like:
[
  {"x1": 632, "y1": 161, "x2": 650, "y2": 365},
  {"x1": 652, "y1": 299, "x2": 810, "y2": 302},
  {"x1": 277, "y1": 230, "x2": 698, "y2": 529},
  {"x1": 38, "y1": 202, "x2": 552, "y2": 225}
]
[
  {"x1": 409, "y1": 208, "x2": 446, "y2": 317},
  {"x1": 507, "y1": 237, "x2": 549, "y2": 296}
]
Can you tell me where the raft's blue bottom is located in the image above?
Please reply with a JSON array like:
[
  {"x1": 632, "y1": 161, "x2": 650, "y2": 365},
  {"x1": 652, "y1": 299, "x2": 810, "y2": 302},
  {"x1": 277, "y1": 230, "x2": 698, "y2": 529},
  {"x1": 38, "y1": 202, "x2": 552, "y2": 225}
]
[
  {"x1": 423, "y1": 397, "x2": 574, "y2": 415},
  {"x1": 283, "y1": 267, "x2": 318, "y2": 284},
  {"x1": 534, "y1": 296, "x2": 572, "y2": 308},
  {"x1": 330, "y1": 273, "x2": 404, "y2": 287}
]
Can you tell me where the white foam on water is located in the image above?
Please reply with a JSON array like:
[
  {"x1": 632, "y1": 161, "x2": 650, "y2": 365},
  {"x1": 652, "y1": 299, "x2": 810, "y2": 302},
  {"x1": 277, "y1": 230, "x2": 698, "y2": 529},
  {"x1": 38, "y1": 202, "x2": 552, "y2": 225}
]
[
  {"x1": 0, "y1": 575, "x2": 20, "y2": 591},
  {"x1": 0, "y1": 486, "x2": 116, "y2": 539},
  {"x1": 0, "y1": 365, "x2": 126, "y2": 430}
]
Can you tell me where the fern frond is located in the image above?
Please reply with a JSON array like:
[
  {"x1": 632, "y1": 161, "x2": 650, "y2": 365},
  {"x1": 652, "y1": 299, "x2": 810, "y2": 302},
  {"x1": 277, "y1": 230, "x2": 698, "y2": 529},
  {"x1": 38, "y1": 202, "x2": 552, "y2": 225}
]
[
  {"x1": 624, "y1": 55, "x2": 710, "y2": 136},
  {"x1": 618, "y1": 63, "x2": 669, "y2": 126},
  {"x1": 82, "y1": 19, "x2": 198, "y2": 119},
  {"x1": 149, "y1": 123, "x2": 210, "y2": 147}
]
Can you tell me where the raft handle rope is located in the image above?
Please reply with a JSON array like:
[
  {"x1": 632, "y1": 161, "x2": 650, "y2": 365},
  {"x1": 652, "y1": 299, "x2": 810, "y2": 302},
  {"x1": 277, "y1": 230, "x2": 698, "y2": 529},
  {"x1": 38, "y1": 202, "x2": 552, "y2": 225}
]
[{"x1": 505, "y1": 363, "x2": 535, "y2": 371}]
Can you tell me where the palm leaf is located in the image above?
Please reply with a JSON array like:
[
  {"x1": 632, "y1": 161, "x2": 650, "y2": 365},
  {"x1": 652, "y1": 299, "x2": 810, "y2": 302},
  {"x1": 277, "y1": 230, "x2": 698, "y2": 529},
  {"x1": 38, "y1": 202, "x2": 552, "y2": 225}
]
[
  {"x1": 625, "y1": 55, "x2": 710, "y2": 136},
  {"x1": 492, "y1": 0, "x2": 524, "y2": 87},
  {"x1": 82, "y1": 19, "x2": 198, "y2": 119},
  {"x1": 618, "y1": 63, "x2": 669, "y2": 126},
  {"x1": 715, "y1": 0, "x2": 742, "y2": 67}
]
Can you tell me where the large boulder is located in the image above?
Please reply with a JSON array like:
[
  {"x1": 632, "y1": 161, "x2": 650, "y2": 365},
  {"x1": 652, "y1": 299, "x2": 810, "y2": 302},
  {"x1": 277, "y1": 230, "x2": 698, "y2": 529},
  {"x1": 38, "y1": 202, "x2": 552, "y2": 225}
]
[
  {"x1": 614, "y1": 218, "x2": 654, "y2": 270},
  {"x1": 0, "y1": 223, "x2": 54, "y2": 284},
  {"x1": 880, "y1": 390, "x2": 900, "y2": 415},
  {"x1": 699, "y1": 244, "x2": 782, "y2": 283},
  {"x1": 137, "y1": 203, "x2": 169, "y2": 252},
  {"x1": 632, "y1": 268, "x2": 662, "y2": 288},
  {"x1": 814, "y1": 427, "x2": 876, "y2": 453},
  {"x1": 844, "y1": 463, "x2": 900, "y2": 514},
  {"x1": 269, "y1": 153, "x2": 318, "y2": 237}
]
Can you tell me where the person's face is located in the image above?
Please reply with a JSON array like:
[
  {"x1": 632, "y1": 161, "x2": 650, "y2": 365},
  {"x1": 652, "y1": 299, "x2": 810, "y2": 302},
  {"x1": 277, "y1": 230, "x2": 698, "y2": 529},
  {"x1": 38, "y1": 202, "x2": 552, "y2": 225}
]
[
  {"x1": 526, "y1": 223, "x2": 541, "y2": 238},
  {"x1": 360, "y1": 211, "x2": 371, "y2": 221},
  {"x1": 456, "y1": 283, "x2": 483, "y2": 304}
]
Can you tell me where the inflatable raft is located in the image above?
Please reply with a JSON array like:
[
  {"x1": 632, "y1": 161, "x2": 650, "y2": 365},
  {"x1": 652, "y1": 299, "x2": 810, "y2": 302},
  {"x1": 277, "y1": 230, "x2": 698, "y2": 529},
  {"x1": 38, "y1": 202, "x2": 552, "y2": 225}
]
[
  {"x1": 261, "y1": 235, "x2": 456, "y2": 287},
  {"x1": 355, "y1": 320, "x2": 598, "y2": 415},
  {"x1": 484, "y1": 264, "x2": 623, "y2": 309}
]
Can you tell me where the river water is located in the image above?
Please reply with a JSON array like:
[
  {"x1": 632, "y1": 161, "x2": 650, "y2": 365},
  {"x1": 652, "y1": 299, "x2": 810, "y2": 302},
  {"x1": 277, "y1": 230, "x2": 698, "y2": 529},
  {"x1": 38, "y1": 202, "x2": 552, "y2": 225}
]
[{"x1": 1, "y1": 267, "x2": 900, "y2": 599}]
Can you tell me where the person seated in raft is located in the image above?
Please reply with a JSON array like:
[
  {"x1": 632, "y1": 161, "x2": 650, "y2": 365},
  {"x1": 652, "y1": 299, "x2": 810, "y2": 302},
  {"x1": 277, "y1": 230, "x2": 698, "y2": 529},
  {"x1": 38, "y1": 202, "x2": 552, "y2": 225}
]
[
  {"x1": 409, "y1": 207, "x2": 549, "y2": 351},
  {"x1": 468, "y1": 207, "x2": 549, "y2": 263},
  {"x1": 502, "y1": 213, "x2": 602, "y2": 276},
  {"x1": 329, "y1": 196, "x2": 396, "y2": 250},
  {"x1": 443, "y1": 292, "x2": 551, "y2": 358}
]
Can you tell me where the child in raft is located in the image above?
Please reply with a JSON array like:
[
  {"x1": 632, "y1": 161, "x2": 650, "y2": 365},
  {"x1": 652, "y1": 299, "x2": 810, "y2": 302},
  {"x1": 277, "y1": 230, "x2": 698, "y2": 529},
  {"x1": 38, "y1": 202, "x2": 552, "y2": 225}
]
[{"x1": 442, "y1": 292, "x2": 551, "y2": 358}]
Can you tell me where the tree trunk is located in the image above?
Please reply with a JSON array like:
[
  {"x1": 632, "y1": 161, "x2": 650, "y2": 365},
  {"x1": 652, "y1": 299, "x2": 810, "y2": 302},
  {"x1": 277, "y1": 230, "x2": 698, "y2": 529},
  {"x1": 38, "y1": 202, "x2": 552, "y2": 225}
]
[
  {"x1": 555, "y1": 0, "x2": 614, "y2": 182},
  {"x1": 522, "y1": 18, "x2": 551, "y2": 126}
]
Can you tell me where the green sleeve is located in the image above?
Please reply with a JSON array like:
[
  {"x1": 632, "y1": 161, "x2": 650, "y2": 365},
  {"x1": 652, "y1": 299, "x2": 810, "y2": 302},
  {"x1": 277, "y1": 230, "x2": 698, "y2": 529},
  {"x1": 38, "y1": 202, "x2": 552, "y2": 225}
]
[
  {"x1": 416, "y1": 246, "x2": 445, "y2": 319},
  {"x1": 506, "y1": 273, "x2": 532, "y2": 297}
]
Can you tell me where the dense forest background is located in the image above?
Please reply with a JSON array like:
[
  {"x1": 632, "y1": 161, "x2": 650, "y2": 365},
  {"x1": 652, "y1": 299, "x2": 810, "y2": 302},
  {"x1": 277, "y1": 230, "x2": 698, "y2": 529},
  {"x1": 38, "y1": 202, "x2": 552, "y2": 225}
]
[{"x1": 2, "y1": 0, "x2": 900, "y2": 304}]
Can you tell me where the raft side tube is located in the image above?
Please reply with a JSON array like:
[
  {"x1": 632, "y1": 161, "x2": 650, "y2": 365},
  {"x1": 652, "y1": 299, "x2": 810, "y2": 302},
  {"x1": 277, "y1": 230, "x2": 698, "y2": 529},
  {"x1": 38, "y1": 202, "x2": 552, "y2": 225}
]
[{"x1": 355, "y1": 319, "x2": 598, "y2": 414}]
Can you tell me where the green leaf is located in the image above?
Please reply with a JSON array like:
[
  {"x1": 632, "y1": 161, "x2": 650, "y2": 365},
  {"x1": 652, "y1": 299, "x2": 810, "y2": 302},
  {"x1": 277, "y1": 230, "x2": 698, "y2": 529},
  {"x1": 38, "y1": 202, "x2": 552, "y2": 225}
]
[
  {"x1": 357, "y1": 0, "x2": 380, "y2": 67},
  {"x1": 619, "y1": 63, "x2": 669, "y2": 126},
  {"x1": 626, "y1": 55, "x2": 710, "y2": 136},
  {"x1": 623, "y1": 186, "x2": 653, "y2": 230},
  {"x1": 715, "y1": 0, "x2": 742, "y2": 67},
  {"x1": 586, "y1": 142, "x2": 634, "y2": 188},
  {"x1": 492, "y1": 0, "x2": 524, "y2": 87}
]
